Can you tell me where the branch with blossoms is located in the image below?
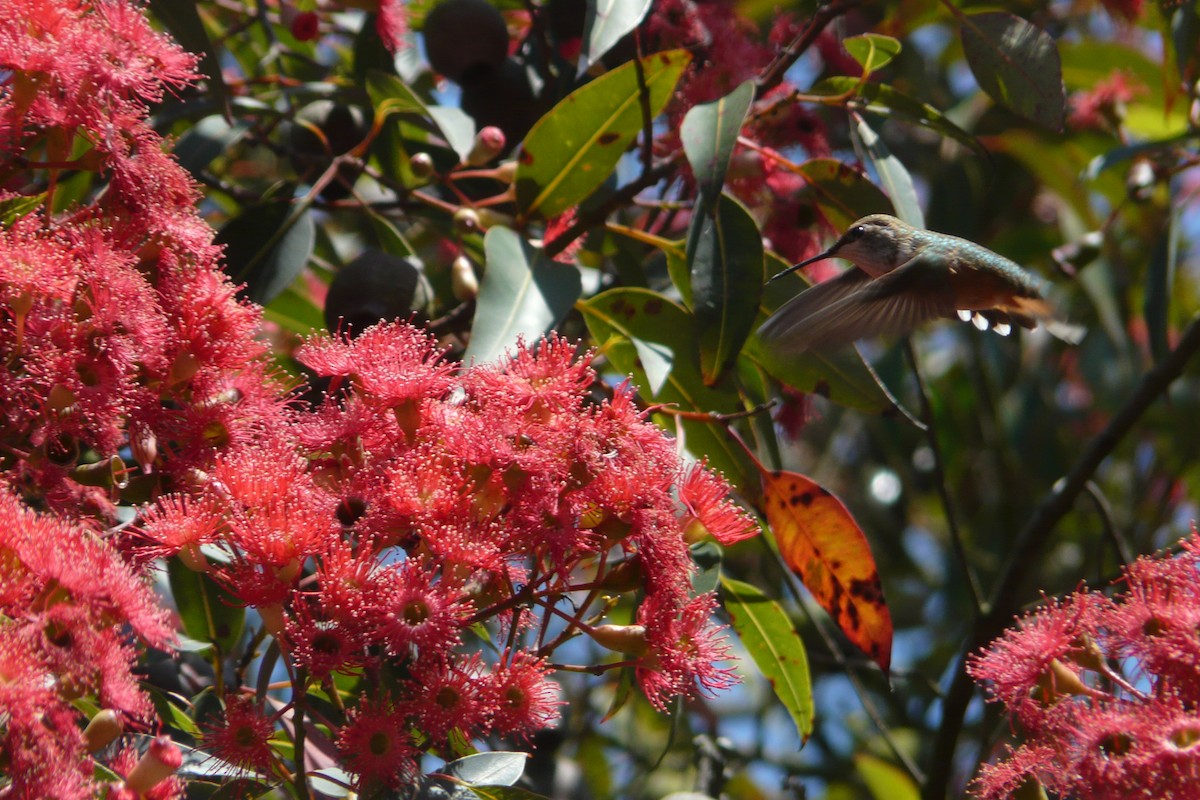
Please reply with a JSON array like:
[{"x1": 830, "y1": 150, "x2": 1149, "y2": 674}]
[
  {"x1": 137, "y1": 326, "x2": 757, "y2": 792},
  {"x1": 969, "y1": 531, "x2": 1200, "y2": 799}
]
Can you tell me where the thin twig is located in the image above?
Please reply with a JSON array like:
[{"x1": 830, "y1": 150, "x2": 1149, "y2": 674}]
[
  {"x1": 755, "y1": 0, "x2": 860, "y2": 96},
  {"x1": 923, "y1": 313, "x2": 1200, "y2": 800},
  {"x1": 1084, "y1": 480, "x2": 1134, "y2": 566},
  {"x1": 903, "y1": 340, "x2": 984, "y2": 613},
  {"x1": 652, "y1": 400, "x2": 777, "y2": 422},
  {"x1": 632, "y1": 31, "x2": 655, "y2": 174}
]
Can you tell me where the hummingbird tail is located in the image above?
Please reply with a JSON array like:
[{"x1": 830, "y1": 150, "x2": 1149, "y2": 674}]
[{"x1": 1005, "y1": 296, "x2": 1086, "y2": 345}]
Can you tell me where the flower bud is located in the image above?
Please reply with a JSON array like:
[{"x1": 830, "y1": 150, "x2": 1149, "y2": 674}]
[
  {"x1": 289, "y1": 10, "x2": 320, "y2": 41},
  {"x1": 124, "y1": 736, "x2": 182, "y2": 795},
  {"x1": 466, "y1": 125, "x2": 506, "y2": 166},
  {"x1": 495, "y1": 159, "x2": 517, "y2": 184},
  {"x1": 451, "y1": 255, "x2": 479, "y2": 301},
  {"x1": 409, "y1": 151, "x2": 435, "y2": 179},
  {"x1": 1125, "y1": 158, "x2": 1156, "y2": 201},
  {"x1": 476, "y1": 208, "x2": 515, "y2": 229},
  {"x1": 587, "y1": 623, "x2": 648, "y2": 656},
  {"x1": 453, "y1": 207, "x2": 481, "y2": 235},
  {"x1": 83, "y1": 709, "x2": 124, "y2": 752}
]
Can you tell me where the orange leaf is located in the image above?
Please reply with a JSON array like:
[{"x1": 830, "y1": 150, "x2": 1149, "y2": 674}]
[{"x1": 762, "y1": 470, "x2": 893, "y2": 673}]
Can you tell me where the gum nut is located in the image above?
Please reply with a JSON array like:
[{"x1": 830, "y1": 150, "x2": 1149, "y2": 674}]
[
  {"x1": 423, "y1": 0, "x2": 509, "y2": 85},
  {"x1": 324, "y1": 251, "x2": 432, "y2": 335}
]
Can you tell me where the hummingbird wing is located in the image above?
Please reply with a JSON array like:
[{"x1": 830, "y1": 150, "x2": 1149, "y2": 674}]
[
  {"x1": 756, "y1": 256, "x2": 959, "y2": 352},
  {"x1": 756, "y1": 267, "x2": 873, "y2": 346}
]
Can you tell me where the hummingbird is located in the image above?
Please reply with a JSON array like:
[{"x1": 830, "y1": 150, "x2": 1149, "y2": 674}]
[{"x1": 757, "y1": 215, "x2": 1084, "y2": 352}]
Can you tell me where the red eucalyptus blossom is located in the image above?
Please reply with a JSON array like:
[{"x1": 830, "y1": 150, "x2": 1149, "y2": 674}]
[{"x1": 969, "y1": 532, "x2": 1200, "y2": 799}]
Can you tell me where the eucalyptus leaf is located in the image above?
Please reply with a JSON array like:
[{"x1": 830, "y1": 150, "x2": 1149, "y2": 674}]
[
  {"x1": 584, "y1": 0, "x2": 653, "y2": 68},
  {"x1": 959, "y1": 11, "x2": 1065, "y2": 131},
  {"x1": 166, "y1": 557, "x2": 245, "y2": 653},
  {"x1": 852, "y1": 114, "x2": 924, "y2": 228},
  {"x1": 216, "y1": 200, "x2": 315, "y2": 305},
  {"x1": 681, "y1": 80, "x2": 754, "y2": 208},
  {"x1": 438, "y1": 751, "x2": 529, "y2": 786},
  {"x1": 843, "y1": 33, "x2": 902, "y2": 74},
  {"x1": 464, "y1": 227, "x2": 582, "y2": 365},
  {"x1": 794, "y1": 158, "x2": 893, "y2": 230},
  {"x1": 688, "y1": 193, "x2": 764, "y2": 384},
  {"x1": 516, "y1": 50, "x2": 691, "y2": 219},
  {"x1": 811, "y1": 78, "x2": 986, "y2": 156},
  {"x1": 722, "y1": 577, "x2": 814, "y2": 744}
]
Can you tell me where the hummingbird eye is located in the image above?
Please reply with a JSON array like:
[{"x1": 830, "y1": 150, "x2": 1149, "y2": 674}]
[{"x1": 847, "y1": 225, "x2": 866, "y2": 240}]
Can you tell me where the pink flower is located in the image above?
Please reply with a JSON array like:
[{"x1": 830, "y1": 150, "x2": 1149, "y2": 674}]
[{"x1": 970, "y1": 533, "x2": 1200, "y2": 798}]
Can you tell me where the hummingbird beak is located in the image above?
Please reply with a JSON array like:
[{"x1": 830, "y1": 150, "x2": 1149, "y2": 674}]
[{"x1": 766, "y1": 248, "x2": 837, "y2": 284}]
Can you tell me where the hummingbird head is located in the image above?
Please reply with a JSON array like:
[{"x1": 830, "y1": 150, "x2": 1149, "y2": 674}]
[
  {"x1": 825, "y1": 214, "x2": 920, "y2": 277},
  {"x1": 766, "y1": 214, "x2": 922, "y2": 284}
]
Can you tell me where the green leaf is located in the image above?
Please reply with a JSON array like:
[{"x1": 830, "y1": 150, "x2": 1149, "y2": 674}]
[
  {"x1": 721, "y1": 577, "x2": 814, "y2": 744},
  {"x1": 145, "y1": 684, "x2": 201, "y2": 738},
  {"x1": 959, "y1": 11, "x2": 1065, "y2": 132},
  {"x1": 852, "y1": 114, "x2": 923, "y2": 228},
  {"x1": 438, "y1": 751, "x2": 529, "y2": 786},
  {"x1": 464, "y1": 227, "x2": 583, "y2": 365},
  {"x1": 173, "y1": 116, "x2": 251, "y2": 179},
  {"x1": 855, "y1": 754, "x2": 920, "y2": 800},
  {"x1": 166, "y1": 557, "x2": 245, "y2": 653},
  {"x1": 688, "y1": 193, "x2": 764, "y2": 384},
  {"x1": 794, "y1": 158, "x2": 893, "y2": 230},
  {"x1": 147, "y1": 0, "x2": 229, "y2": 114},
  {"x1": 580, "y1": 288, "x2": 755, "y2": 491},
  {"x1": 811, "y1": 78, "x2": 986, "y2": 156},
  {"x1": 366, "y1": 70, "x2": 476, "y2": 160},
  {"x1": 1145, "y1": 208, "x2": 1181, "y2": 364},
  {"x1": 216, "y1": 200, "x2": 315, "y2": 305},
  {"x1": 0, "y1": 193, "x2": 45, "y2": 226},
  {"x1": 365, "y1": 207, "x2": 416, "y2": 257},
  {"x1": 428, "y1": 106, "x2": 478, "y2": 163},
  {"x1": 1168, "y1": 0, "x2": 1200, "y2": 85},
  {"x1": 1084, "y1": 131, "x2": 1198, "y2": 180},
  {"x1": 843, "y1": 33, "x2": 901, "y2": 74},
  {"x1": 690, "y1": 541, "x2": 723, "y2": 596},
  {"x1": 263, "y1": 283, "x2": 324, "y2": 336},
  {"x1": 515, "y1": 50, "x2": 692, "y2": 219},
  {"x1": 584, "y1": 0, "x2": 653, "y2": 67},
  {"x1": 681, "y1": 80, "x2": 754, "y2": 207},
  {"x1": 365, "y1": 69, "x2": 431, "y2": 117}
]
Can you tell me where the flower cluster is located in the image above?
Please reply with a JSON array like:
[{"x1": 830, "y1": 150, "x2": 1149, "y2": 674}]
[
  {"x1": 0, "y1": 0, "x2": 281, "y2": 518},
  {"x1": 969, "y1": 533, "x2": 1200, "y2": 799},
  {"x1": 140, "y1": 325, "x2": 756, "y2": 790},
  {"x1": 0, "y1": 489, "x2": 174, "y2": 799}
]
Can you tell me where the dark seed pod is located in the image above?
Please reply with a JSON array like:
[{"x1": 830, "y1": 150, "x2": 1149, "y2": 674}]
[
  {"x1": 423, "y1": 0, "x2": 509, "y2": 86},
  {"x1": 460, "y1": 58, "x2": 544, "y2": 147},
  {"x1": 324, "y1": 251, "x2": 432, "y2": 336}
]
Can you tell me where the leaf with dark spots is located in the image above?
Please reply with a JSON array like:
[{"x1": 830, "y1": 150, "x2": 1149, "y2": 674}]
[
  {"x1": 721, "y1": 577, "x2": 814, "y2": 744},
  {"x1": 762, "y1": 469, "x2": 893, "y2": 673},
  {"x1": 515, "y1": 50, "x2": 691, "y2": 219},
  {"x1": 644, "y1": 298, "x2": 663, "y2": 315}
]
